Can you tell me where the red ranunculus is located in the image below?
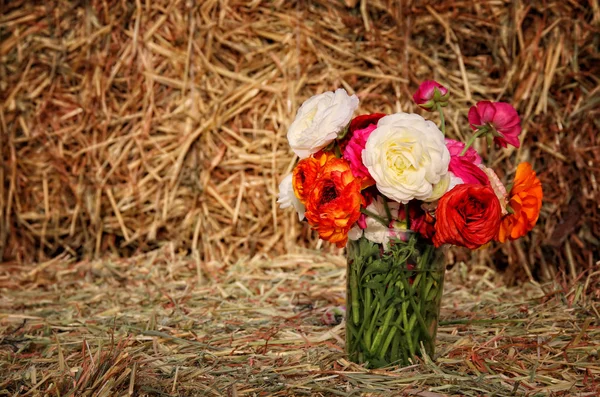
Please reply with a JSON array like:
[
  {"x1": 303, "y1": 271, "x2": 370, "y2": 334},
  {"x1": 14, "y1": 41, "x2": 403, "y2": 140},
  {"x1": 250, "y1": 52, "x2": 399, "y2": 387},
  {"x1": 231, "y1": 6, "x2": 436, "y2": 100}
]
[
  {"x1": 349, "y1": 113, "x2": 386, "y2": 133},
  {"x1": 433, "y1": 184, "x2": 502, "y2": 249},
  {"x1": 412, "y1": 211, "x2": 436, "y2": 240},
  {"x1": 396, "y1": 201, "x2": 435, "y2": 239},
  {"x1": 338, "y1": 113, "x2": 386, "y2": 153}
]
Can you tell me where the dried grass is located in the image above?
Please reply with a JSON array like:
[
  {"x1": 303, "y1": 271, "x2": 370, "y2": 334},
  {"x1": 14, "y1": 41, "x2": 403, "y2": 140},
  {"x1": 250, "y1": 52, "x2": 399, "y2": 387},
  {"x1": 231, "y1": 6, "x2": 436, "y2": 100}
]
[
  {"x1": 1, "y1": 248, "x2": 599, "y2": 396},
  {"x1": 1, "y1": 0, "x2": 598, "y2": 281}
]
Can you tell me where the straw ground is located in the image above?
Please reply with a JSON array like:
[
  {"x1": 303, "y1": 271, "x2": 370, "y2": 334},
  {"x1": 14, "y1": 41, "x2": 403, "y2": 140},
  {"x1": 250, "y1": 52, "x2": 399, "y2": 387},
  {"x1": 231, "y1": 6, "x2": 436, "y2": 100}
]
[{"x1": 1, "y1": 248, "x2": 599, "y2": 396}]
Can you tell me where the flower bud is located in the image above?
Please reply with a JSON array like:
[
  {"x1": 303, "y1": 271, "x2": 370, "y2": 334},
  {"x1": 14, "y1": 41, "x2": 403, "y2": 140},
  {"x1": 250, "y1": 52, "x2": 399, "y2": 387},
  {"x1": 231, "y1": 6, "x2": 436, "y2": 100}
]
[{"x1": 412, "y1": 80, "x2": 449, "y2": 111}]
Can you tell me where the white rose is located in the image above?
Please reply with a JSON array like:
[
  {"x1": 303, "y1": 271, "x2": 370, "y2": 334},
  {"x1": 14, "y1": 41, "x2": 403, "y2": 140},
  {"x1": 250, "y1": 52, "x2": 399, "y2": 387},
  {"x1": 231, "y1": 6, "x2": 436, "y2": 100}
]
[
  {"x1": 363, "y1": 198, "x2": 400, "y2": 248},
  {"x1": 425, "y1": 173, "x2": 450, "y2": 202},
  {"x1": 425, "y1": 172, "x2": 464, "y2": 203},
  {"x1": 362, "y1": 113, "x2": 450, "y2": 203},
  {"x1": 287, "y1": 88, "x2": 359, "y2": 159},
  {"x1": 277, "y1": 174, "x2": 305, "y2": 221},
  {"x1": 347, "y1": 226, "x2": 363, "y2": 241}
]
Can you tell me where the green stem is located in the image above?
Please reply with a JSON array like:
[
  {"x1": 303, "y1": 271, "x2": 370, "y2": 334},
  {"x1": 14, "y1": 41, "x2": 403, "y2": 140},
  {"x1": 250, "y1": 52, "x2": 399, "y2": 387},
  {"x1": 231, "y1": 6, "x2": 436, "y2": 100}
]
[
  {"x1": 365, "y1": 302, "x2": 380, "y2": 348},
  {"x1": 346, "y1": 236, "x2": 445, "y2": 368},
  {"x1": 350, "y1": 267, "x2": 361, "y2": 326},
  {"x1": 460, "y1": 127, "x2": 489, "y2": 156},
  {"x1": 361, "y1": 208, "x2": 388, "y2": 227},
  {"x1": 390, "y1": 332, "x2": 402, "y2": 364},
  {"x1": 401, "y1": 300, "x2": 409, "y2": 332},
  {"x1": 436, "y1": 102, "x2": 446, "y2": 135},
  {"x1": 382, "y1": 199, "x2": 393, "y2": 224},
  {"x1": 334, "y1": 142, "x2": 342, "y2": 158},
  {"x1": 422, "y1": 278, "x2": 434, "y2": 301},
  {"x1": 398, "y1": 269, "x2": 432, "y2": 345},
  {"x1": 406, "y1": 326, "x2": 416, "y2": 358},
  {"x1": 371, "y1": 306, "x2": 396, "y2": 354},
  {"x1": 426, "y1": 283, "x2": 438, "y2": 301},
  {"x1": 379, "y1": 324, "x2": 398, "y2": 360},
  {"x1": 404, "y1": 203, "x2": 411, "y2": 230},
  {"x1": 407, "y1": 313, "x2": 417, "y2": 332},
  {"x1": 363, "y1": 287, "x2": 373, "y2": 348},
  {"x1": 364, "y1": 287, "x2": 372, "y2": 325}
]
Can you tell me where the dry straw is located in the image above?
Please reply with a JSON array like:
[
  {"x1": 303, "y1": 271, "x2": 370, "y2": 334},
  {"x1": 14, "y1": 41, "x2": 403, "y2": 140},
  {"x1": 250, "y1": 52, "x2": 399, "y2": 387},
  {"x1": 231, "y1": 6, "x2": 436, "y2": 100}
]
[
  {"x1": 0, "y1": 2, "x2": 599, "y2": 277},
  {"x1": 1, "y1": 247, "x2": 599, "y2": 395}
]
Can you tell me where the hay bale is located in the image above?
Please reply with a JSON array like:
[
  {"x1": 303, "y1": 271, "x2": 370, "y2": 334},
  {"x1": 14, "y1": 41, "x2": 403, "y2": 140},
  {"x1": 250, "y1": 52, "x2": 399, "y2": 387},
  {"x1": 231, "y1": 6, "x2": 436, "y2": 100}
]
[{"x1": 1, "y1": 0, "x2": 598, "y2": 281}]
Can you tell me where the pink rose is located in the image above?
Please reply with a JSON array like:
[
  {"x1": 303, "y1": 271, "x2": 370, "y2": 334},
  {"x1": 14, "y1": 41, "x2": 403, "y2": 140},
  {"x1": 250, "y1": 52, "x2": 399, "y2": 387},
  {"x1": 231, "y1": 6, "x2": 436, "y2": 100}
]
[
  {"x1": 468, "y1": 101, "x2": 522, "y2": 148},
  {"x1": 413, "y1": 80, "x2": 449, "y2": 111},
  {"x1": 445, "y1": 139, "x2": 488, "y2": 185},
  {"x1": 445, "y1": 139, "x2": 481, "y2": 164},
  {"x1": 450, "y1": 158, "x2": 489, "y2": 185},
  {"x1": 343, "y1": 124, "x2": 377, "y2": 181}
]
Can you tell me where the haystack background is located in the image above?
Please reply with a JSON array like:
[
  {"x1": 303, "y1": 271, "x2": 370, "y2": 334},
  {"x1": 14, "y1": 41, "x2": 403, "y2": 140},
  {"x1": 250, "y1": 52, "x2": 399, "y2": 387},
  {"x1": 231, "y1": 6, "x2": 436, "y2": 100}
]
[{"x1": 1, "y1": 1, "x2": 599, "y2": 280}]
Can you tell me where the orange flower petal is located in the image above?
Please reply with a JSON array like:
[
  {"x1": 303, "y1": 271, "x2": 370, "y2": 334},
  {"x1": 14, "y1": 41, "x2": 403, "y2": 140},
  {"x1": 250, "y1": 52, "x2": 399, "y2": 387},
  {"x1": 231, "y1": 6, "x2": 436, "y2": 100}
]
[
  {"x1": 496, "y1": 162, "x2": 543, "y2": 242},
  {"x1": 303, "y1": 156, "x2": 364, "y2": 247}
]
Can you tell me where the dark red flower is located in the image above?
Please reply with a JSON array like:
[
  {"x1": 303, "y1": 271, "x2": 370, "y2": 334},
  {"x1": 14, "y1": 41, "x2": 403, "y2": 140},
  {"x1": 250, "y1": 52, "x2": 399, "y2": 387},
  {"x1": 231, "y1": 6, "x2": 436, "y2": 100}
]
[
  {"x1": 433, "y1": 184, "x2": 502, "y2": 249},
  {"x1": 338, "y1": 113, "x2": 386, "y2": 153}
]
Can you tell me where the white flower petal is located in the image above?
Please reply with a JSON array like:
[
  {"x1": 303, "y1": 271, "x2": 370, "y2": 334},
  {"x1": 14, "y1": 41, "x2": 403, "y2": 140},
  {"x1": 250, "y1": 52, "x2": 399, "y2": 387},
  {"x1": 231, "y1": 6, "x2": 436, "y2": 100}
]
[
  {"x1": 287, "y1": 89, "x2": 359, "y2": 159},
  {"x1": 448, "y1": 172, "x2": 464, "y2": 191},
  {"x1": 277, "y1": 174, "x2": 305, "y2": 221},
  {"x1": 348, "y1": 225, "x2": 363, "y2": 241},
  {"x1": 361, "y1": 197, "x2": 400, "y2": 249},
  {"x1": 425, "y1": 173, "x2": 451, "y2": 202},
  {"x1": 362, "y1": 113, "x2": 450, "y2": 203}
]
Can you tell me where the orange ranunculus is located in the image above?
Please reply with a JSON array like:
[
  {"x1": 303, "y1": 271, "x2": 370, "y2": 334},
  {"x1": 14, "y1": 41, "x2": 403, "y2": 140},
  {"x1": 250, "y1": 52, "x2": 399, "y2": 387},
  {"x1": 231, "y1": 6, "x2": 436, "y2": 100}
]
[
  {"x1": 292, "y1": 151, "x2": 333, "y2": 203},
  {"x1": 304, "y1": 156, "x2": 365, "y2": 247},
  {"x1": 496, "y1": 162, "x2": 543, "y2": 242}
]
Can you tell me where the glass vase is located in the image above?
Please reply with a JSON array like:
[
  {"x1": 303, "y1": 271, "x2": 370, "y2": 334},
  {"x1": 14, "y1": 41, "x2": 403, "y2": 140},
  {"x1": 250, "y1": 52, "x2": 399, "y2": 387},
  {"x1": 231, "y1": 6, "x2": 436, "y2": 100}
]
[{"x1": 345, "y1": 231, "x2": 446, "y2": 368}]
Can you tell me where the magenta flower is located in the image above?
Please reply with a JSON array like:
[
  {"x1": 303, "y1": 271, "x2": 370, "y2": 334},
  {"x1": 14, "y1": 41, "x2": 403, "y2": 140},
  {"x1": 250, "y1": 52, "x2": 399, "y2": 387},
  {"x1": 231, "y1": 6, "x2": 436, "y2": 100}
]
[
  {"x1": 445, "y1": 139, "x2": 481, "y2": 165},
  {"x1": 445, "y1": 139, "x2": 489, "y2": 185},
  {"x1": 468, "y1": 101, "x2": 522, "y2": 148},
  {"x1": 343, "y1": 124, "x2": 377, "y2": 181},
  {"x1": 357, "y1": 213, "x2": 367, "y2": 229},
  {"x1": 413, "y1": 80, "x2": 449, "y2": 111},
  {"x1": 450, "y1": 159, "x2": 489, "y2": 185}
]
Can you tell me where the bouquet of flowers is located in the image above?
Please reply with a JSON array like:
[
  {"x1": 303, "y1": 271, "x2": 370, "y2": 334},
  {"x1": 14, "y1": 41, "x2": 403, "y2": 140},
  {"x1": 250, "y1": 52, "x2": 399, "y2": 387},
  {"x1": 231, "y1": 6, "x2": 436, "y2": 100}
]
[{"x1": 278, "y1": 82, "x2": 543, "y2": 367}]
